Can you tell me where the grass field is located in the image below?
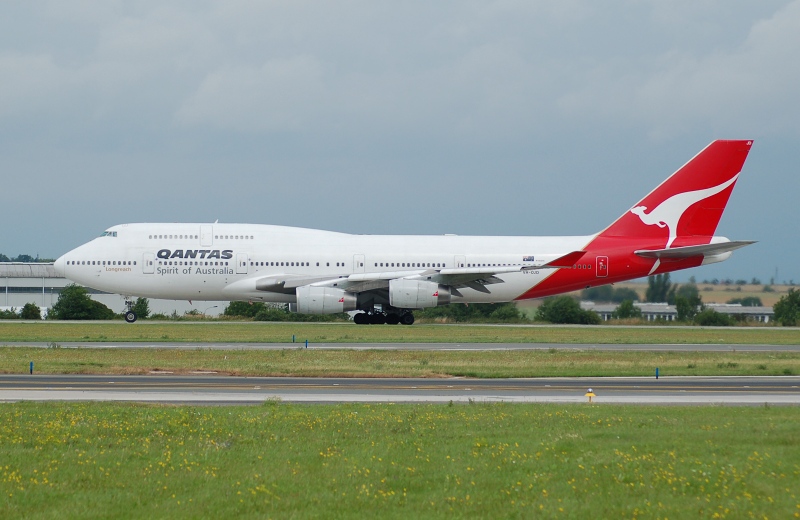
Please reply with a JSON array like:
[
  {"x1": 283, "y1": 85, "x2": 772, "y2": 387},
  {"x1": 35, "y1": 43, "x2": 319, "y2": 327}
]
[
  {"x1": 1, "y1": 402, "x2": 797, "y2": 519},
  {"x1": 1, "y1": 321, "x2": 799, "y2": 345},
  {"x1": 3, "y1": 346, "x2": 800, "y2": 378}
]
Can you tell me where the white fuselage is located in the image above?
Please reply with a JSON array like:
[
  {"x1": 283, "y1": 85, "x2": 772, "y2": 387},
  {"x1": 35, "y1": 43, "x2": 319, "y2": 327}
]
[{"x1": 55, "y1": 223, "x2": 593, "y2": 304}]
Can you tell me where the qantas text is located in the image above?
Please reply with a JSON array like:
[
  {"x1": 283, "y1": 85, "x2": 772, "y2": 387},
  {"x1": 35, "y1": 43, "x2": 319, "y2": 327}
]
[{"x1": 157, "y1": 249, "x2": 233, "y2": 260}]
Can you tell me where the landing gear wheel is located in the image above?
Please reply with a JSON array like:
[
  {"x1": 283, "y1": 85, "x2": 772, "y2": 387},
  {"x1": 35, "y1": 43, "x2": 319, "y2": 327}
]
[
  {"x1": 386, "y1": 313, "x2": 400, "y2": 325},
  {"x1": 124, "y1": 311, "x2": 138, "y2": 323},
  {"x1": 354, "y1": 313, "x2": 368, "y2": 325},
  {"x1": 400, "y1": 313, "x2": 415, "y2": 325},
  {"x1": 370, "y1": 313, "x2": 387, "y2": 325}
]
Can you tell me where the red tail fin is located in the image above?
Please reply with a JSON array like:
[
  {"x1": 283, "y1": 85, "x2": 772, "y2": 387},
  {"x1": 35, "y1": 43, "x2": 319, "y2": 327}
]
[{"x1": 599, "y1": 140, "x2": 753, "y2": 248}]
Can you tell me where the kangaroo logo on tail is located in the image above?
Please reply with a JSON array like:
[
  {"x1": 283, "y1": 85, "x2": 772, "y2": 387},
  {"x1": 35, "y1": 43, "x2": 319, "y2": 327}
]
[{"x1": 630, "y1": 173, "x2": 739, "y2": 250}]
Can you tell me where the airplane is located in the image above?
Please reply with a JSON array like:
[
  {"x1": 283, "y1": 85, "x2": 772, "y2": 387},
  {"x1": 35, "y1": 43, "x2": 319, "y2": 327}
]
[{"x1": 54, "y1": 140, "x2": 755, "y2": 325}]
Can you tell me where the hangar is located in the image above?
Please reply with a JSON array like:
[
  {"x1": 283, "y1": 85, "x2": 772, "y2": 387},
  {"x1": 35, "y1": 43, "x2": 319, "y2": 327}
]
[{"x1": 581, "y1": 301, "x2": 774, "y2": 323}]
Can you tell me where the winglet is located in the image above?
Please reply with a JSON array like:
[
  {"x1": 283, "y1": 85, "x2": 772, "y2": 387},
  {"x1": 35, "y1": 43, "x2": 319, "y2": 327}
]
[{"x1": 543, "y1": 251, "x2": 587, "y2": 268}]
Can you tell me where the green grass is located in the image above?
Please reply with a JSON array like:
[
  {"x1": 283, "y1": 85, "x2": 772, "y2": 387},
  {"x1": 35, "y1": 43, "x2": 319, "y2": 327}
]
[
  {"x1": 1, "y1": 402, "x2": 797, "y2": 519},
  {"x1": 1, "y1": 321, "x2": 799, "y2": 344},
  {"x1": 3, "y1": 347, "x2": 800, "y2": 377}
]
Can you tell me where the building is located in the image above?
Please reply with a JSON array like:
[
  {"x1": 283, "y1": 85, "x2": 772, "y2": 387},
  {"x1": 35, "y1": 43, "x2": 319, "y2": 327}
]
[
  {"x1": 581, "y1": 301, "x2": 774, "y2": 323},
  {"x1": 1, "y1": 263, "x2": 226, "y2": 317}
]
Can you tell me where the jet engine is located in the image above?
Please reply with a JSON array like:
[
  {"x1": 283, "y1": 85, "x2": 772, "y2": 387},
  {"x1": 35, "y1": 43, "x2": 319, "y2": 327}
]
[
  {"x1": 296, "y1": 286, "x2": 357, "y2": 314},
  {"x1": 389, "y1": 280, "x2": 451, "y2": 309}
]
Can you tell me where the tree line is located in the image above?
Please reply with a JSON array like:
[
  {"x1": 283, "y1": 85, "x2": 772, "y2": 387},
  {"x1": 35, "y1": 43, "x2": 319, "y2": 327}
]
[{"x1": 0, "y1": 254, "x2": 54, "y2": 262}]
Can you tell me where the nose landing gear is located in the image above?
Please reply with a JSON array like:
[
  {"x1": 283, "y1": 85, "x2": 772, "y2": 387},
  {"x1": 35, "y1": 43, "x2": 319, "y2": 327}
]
[{"x1": 123, "y1": 299, "x2": 137, "y2": 323}]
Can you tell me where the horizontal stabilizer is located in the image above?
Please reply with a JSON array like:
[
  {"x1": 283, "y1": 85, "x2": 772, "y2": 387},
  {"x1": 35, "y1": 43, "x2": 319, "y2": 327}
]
[{"x1": 634, "y1": 240, "x2": 755, "y2": 259}]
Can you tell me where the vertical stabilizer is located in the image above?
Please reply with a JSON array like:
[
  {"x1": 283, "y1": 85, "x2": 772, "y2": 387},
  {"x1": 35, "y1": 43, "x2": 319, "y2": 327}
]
[{"x1": 599, "y1": 140, "x2": 753, "y2": 248}]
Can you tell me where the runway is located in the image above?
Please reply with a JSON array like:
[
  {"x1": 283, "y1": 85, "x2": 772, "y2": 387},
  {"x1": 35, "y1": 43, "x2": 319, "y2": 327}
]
[
  {"x1": 2, "y1": 374, "x2": 798, "y2": 405},
  {"x1": 6, "y1": 341, "x2": 798, "y2": 351}
]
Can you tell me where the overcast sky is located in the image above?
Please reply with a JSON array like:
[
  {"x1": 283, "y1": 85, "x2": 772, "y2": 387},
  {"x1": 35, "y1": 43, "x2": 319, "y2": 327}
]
[{"x1": 2, "y1": 1, "x2": 798, "y2": 283}]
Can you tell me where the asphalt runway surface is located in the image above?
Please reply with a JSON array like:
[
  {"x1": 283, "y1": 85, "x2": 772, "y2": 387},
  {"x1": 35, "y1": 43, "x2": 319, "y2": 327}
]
[
  {"x1": 2, "y1": 374, "x2": 799, "y2": 405},
  {"x1": 5, "y1": 341, "x2": 799, "y2": 351}
]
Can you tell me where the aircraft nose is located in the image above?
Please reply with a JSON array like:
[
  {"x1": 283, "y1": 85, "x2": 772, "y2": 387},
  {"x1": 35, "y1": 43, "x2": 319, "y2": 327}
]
[{"x1": 53, "y1": 255, "x2": 66, "y2": 277}]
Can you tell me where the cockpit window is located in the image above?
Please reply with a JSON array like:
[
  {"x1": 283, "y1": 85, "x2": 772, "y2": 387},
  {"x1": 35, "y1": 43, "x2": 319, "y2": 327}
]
[{"x1": 100, "y1": 231, "x2": 118, "y2": 237}]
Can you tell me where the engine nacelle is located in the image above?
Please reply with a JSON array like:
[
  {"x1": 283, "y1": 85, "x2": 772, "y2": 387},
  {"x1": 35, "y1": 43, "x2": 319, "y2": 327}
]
[
  {"x1": 389, "y1": 280, "x2": 451, "y2": 309},
  {"x1": 296, "y1": 286, "x2": 357, "y2": 314}
]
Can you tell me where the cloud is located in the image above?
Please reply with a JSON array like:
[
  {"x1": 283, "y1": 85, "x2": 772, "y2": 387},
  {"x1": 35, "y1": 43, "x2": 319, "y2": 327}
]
[
  {"x1": 176, "y1": 55, "x2": 326, "y2": 132},
  {"x1": 0, "y1": 53, "x2": 67, "y2": 116},
  {"x1": 557, "y1": 0, "x2": 800, "y2": 139}
]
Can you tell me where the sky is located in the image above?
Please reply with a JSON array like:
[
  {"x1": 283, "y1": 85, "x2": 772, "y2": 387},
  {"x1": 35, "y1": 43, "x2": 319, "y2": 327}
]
[{"x1": 1, "y1": 1, "x2": 798, "y2": 284}]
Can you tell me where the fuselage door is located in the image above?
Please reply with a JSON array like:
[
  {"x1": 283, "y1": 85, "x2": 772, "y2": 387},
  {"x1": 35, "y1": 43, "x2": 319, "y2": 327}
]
[
  {"x1": 200, "y1": 225, "x2": 213, "y2": 247},
  {"x1": 596, "y1": 256, "x2": 609, "y2": 278},
  {"x1": 237, "y1": 253, "x2": 249, "y2": 275},
  {"x1": 143, "y1": 253, "x2": 155, "y2": 274},
  {"x1": 353, "y1": 254, "x2": 365, "y2": 273},
  {"x1": 454, "y1": 255, "x2": 466, "y2": 268}
]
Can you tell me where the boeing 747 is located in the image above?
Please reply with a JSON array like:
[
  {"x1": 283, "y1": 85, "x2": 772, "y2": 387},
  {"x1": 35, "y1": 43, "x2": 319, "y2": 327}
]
[{"x1": 54, "y1": 140, "x2": 755, "y2": 325}]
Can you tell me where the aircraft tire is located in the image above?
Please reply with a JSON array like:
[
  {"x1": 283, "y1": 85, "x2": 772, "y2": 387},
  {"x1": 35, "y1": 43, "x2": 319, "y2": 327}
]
[
  {"x1": 124, "y1": 311, "x2": 138, "y2": 323},
  {"x1": 353, "y1": 313, "x2": 368, "y2": 325},
  {"x1": 386, "y1": 313, "x2": 400, "y2": 325},
  {"x1": 400, "y1": 313, "x2": 415, "y2": 326}
]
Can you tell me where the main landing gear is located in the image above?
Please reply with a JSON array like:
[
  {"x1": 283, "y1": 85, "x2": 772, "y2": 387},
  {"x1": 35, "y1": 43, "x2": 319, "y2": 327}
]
[
  {"x1": 353, "y1": 311, "x2": 414, "y2": 325},
  {"x1": 123, "y1": 299, "x2": 137, "y2": 323}
]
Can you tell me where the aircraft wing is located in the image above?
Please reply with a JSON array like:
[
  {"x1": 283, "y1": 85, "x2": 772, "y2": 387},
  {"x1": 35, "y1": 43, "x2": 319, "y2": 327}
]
[
  {"x1": 224, "y1": 251, "x2": 588, "y2": 298},
  {"x1": 634, "y1": 240, "x2": 755, "y2": 259}
]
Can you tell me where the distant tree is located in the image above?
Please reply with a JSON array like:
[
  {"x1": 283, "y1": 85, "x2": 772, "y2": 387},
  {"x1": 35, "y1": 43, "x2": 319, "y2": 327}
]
[
  {"x1": 0, "y1": 308, "x2": 19, "y2": 319},
  {"x1": 773, "y1": 289, "x2": 800, "y2": 326},
  {"x1": 254, "y1": 306, "x2": 293, "y2": 321},
  {"x1": 750, "y1": 277, "x2": 761, "y2": 285},
  {"x1": 763, "y1": 285, "x2": 775, "y2": 293},
  {"x1": 611, "y1": 300, "x2": 642, "y2": 319},
  {"x1": 613, "y1": 288, "x2": 641, "y2": 302},
  {"x1": 49, "y1": 285, "x2": 93, "y2": 320},
  {"x1": 646, "y1": 274, "x2": 676, "y2": 303},
  {"x1": 536, "y1": 296, "x2": 601, "y2": 325},
  {"x1": 415, "y1": 302, "x2": 525, "y2": 323},
  {"x1": 488, "y1": 304, "x2": 522, "y2": 322},
  {"x1": 0, "y1": 253, "x2": 53, "y2": 263},
  {"x1": 694, "y1": 308, "x2": 735, "y2": 326},
  {"x1": 735, "y1": 279, "x2": 747, "y2": 286},
  {"x1": 727, "y1": 297, "x2": 763, "y2": 307},
  {"x1": 581, "y1": 285, "x2": 640, "y2": 303},
  {"x1": 581, "y1": 285, "x2": 613, "y2": 302},
  {"x1": 49, "y1": 284, "x2": 114, "y2": 320},
  {"x1": 676, "y1": 296, "x2": 702, "y2": 322},
  {"x1": 674, "y1": 283, "x2": 703, "y2": 321},
  {"x1": 224, "y1": 301, "x2": 268, "y2": 318},
  {"x1": 676, "y1": 283, "x2": 700, "y2": 301},
  {"x1": 253, "y1": 304, "x2": 349, "y2": 322},
  {"x1": 20, "y1": 302, "x2": 42, "y2": 320},
  {"x1": 131, "y1": 298, "x2": 150, "y2": 320}
]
